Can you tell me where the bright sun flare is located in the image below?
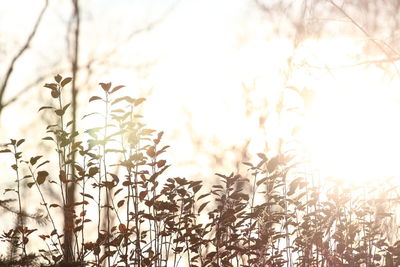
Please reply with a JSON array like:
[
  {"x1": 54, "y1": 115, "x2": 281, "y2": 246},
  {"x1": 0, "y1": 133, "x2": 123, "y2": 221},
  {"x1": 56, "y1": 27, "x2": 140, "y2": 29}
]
[{"x1": 298, "y1": 68, "x2": 400, "y2": 184}]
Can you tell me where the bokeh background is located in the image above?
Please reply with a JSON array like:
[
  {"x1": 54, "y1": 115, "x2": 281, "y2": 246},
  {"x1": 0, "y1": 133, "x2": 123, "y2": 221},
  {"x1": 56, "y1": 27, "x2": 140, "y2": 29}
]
[{"x1": 2, "y1": 0, "x2": 400, "y2": 229}]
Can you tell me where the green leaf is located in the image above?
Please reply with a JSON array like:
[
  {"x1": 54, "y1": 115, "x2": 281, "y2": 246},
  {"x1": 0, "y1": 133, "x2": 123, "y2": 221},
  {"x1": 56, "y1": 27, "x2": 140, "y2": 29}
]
[{"x1": 0, "y1": 149, "x2": 11, "y2": 153}]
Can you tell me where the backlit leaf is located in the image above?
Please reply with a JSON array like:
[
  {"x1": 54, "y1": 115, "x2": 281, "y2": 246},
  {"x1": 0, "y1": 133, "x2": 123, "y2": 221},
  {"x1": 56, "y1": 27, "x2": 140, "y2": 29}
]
[
  {"x1": 16, "y1": 139, "x2": 25, "y2": 147},
  {"x1": 59, "y1": 170, "x2": 67, "y2": 184},
  {"x1": 54, "y1": 74, "x2": 62, "y2": 83},
  {"x1": 55, "y1": 109, "x2": 64, "y2": 116},
  {"x1": 38, "y1": 106, "x2": 54, "y2": 111},
  {"x1": 51, "y1": 89, "x2": 59, "y2": 98},
  {"x1": 61, "y1": 77, "x2": 72, "y2": 87},
  {"x1": 139, "y1": 191, "x2": 147, "y2": 201},
  {"x1": 134, "y1": 98, "x2": 146, "y2": 106},
  {"x1": 44, "y1": 83, "x2": 57, "y2": 90},
  {"x1": 117, "y1": 200, "x2": 125, "y2": 208},
  {"x1": 89, "y1": 96, "x2": 102, "y2": 102},
  {"x1": 37, "y1": 171, "x2": 48, "y2": 185},
  {"x1": 80, "y1": 193, "x2": 94, "y2": 200},
  {"x1": 30, "y1": 156, "x2": 42, "y2": 166},
  {"x1": 198, "y1": 201, "x2": 209, "y2": 213},
  {"x1": 110, "y1": 85, "x2": 125, "y2": 94},
  {"x1": 157, "y1": 160, "x2": 166, "y2": 168},
  {"x1": 100, "y1": 82, "x2": 111, "y2": 92}
]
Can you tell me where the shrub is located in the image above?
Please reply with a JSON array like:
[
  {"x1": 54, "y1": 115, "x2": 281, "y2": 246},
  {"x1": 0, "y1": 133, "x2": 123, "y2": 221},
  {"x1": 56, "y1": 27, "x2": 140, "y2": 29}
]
[{"x1": 0, "y1": 75, "x2": 399, "y2": 266}]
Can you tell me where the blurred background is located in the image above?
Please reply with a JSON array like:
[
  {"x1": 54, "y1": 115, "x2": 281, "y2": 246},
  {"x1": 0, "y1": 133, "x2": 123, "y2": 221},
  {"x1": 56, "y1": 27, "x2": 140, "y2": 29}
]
[{"x1": 2, "y1": 0, "x2": 400, "y2": 200}]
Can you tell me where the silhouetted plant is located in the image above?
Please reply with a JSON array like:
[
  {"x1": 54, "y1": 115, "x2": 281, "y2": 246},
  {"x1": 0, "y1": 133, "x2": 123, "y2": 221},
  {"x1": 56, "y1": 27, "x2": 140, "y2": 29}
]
[{"x1": 0, "y1": 74, "x2": 399, "y2": 266}]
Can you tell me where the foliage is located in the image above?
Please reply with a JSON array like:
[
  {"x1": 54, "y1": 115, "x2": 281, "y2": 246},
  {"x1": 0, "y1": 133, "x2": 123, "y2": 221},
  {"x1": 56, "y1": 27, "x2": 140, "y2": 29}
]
[{"x1": 0, "y1": 75, "x2": 399, "y2": 266}]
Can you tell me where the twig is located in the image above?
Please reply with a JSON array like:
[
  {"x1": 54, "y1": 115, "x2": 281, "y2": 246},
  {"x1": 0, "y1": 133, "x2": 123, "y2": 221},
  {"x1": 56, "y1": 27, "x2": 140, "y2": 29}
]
[
  {"x1": 328, "y1": 0, "x2": 400, "y2": 76},
  {"x1": 0, "y1": 0, "x2": 49, "y2": 113},
  {"x1": 302, "y1": 56, "x2": 400, "y2": 70}
]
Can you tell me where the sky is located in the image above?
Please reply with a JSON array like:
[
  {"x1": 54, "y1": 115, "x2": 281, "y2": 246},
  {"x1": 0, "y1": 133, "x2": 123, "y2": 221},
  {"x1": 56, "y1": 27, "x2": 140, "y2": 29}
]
[{"x1": 2, "y1": 0, "x2": 400, "y2": 188}]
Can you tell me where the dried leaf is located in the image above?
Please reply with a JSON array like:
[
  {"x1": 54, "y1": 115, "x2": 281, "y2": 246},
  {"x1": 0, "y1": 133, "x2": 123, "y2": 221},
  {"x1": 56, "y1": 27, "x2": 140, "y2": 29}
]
[
  {"x1": 37, "y1": 171, "x2": 48, "y2": 185},
  {"x1": 30, "y1": 156, "x2": 42, "y2": 166},
  {"x1": 54, "y1": 74, "x2": 62, "y2": 83},
  {"x1": 100, "y1": 82, "x2": 111, "y2": 92},
  {"x1": 61, "y1": 77, "x2": 72, "y2": 87},
  {"x1": 198, "y1": 201, "x2": 209, "y2": 213},
  {"x1": 89, "y1": 96, "x2": 103, "y2": 102},
  {"x1": 110, "y1": 85, "x2": 125, "y2": 94},
  {"x1": 16, "y1": 139, "x2": 25, "y2": 147},
  {"x1": 117, "y1": 200, "x2": 124, "y2": 208}
]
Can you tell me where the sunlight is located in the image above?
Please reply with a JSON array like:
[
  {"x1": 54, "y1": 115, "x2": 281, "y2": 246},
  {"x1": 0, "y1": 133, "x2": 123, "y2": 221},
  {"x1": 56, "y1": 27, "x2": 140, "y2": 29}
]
[{"x1": 299, "y1": 67, "x2": 400, "y2": 184}]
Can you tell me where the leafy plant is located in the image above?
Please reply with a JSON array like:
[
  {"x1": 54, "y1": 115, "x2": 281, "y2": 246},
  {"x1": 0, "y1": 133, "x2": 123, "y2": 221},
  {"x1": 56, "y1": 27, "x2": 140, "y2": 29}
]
[{"x1": 0, "y1": 75, "x2": 399, "y2": 266}]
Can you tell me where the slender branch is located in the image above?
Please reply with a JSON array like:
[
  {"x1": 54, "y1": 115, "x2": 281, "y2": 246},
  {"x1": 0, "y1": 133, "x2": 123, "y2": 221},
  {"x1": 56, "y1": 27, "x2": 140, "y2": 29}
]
[
  {"x1": 328, "y1": 0, "x2": 400, "y2": 76},
  {"x1": 302, "y1": 56, "x2": 400, "y2": 70},
  {"x1": 88, "y1": 0, "x2": 180, "y2": 67},
  {"x1": 2, "y1": 69, "x2": 59, "y2": 108},
  {"x1": 0, "y1": 0, "x2": 49, "y2": 113}
]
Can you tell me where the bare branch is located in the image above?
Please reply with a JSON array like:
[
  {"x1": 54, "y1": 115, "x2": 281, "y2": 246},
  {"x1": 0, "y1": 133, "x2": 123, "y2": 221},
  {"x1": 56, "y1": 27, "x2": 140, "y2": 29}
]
[
  {"x1": 328, "y1": 0, "x2": 400, "y2": 76},
  {"x1": 3, "y1": 74, "x2": 51, "y2": 108},
  {"x1": 89, "y1": 0, "x2": 180, "y2": 67},
  {"x1": 302, "y1": 56, "x2": 400, "y2": 70},
  {"x1": 0, "y1": 0, "x2": 49, "y2": 113}
]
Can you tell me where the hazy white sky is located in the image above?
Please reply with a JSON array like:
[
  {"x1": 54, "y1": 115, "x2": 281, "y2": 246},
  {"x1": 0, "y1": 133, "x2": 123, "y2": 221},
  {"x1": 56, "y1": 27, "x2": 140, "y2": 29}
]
[{"x1": 2, "y1": 0, "x2": 400, "y2": 185}]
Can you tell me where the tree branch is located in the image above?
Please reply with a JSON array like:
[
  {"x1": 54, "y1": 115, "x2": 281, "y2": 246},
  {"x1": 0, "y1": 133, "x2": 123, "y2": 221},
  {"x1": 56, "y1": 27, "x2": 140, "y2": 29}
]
[
  {"x1": 0, "y1": 0, "x2": 49, "y2": 114},
  {"x1": 302, "y1": 56, "x2": 400, "y2": 70},
  {"x1": 328, "y1": 0, "x2": 400, "y2": 76}
]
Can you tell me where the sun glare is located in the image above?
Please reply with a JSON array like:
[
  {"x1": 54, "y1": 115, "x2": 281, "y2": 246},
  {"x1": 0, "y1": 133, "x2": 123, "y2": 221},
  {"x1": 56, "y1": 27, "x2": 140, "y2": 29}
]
[{"x1": 299, "y1": 67, "x2": 400, "y2": 184}]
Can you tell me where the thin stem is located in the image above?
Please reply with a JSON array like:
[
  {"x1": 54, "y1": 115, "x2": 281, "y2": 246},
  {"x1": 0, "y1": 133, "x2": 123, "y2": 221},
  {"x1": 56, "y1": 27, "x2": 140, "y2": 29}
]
[{"x1": 12, "y1": 144, "x2": 26, "y2": 257}]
